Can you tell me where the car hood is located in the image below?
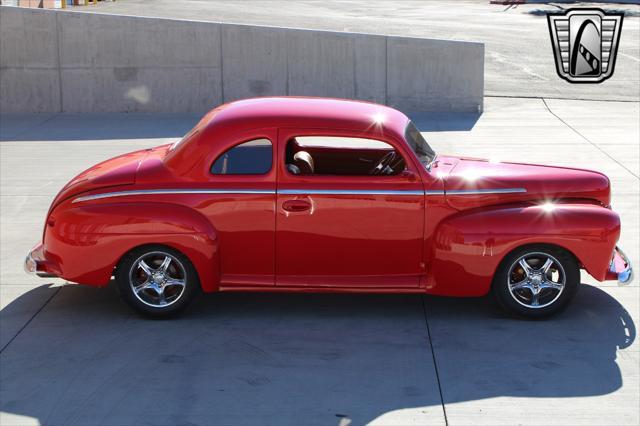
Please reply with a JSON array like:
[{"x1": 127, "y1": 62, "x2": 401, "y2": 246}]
[
  {"x1": 49, "y1": 148, "x2": 150, "y2": 209},
  {"x1": 440, "y1": 157, "x2": 611, "y2": 210}
]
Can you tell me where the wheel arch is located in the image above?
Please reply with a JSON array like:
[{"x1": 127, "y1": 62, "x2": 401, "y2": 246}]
[
  {"x1": 490, "y1": 242, "x2": 580, "y2": 289},
  {"x1": 113, "y1": 242, "x2": 201, "y2": 282},
  {"x1": 494, "y1": 242, "x2": 579, "y2": 273}
]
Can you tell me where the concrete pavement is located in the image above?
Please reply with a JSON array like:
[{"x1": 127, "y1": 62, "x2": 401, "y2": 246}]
[{"x1": 1, "y1": 96, "x2": 638, "y2": 425}]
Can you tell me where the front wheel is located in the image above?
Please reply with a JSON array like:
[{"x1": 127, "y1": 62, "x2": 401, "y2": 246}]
[
  {"x1": 492, "y1": 246, "x2": 580, "y2": 319},
  {"x1": 116, "y1": 245, "x2": 200, "y2": 318}
]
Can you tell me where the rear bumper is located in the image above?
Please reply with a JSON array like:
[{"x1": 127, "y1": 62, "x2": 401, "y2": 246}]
[
  {"x1": 24, "y1": 243, "x2": 59, "y2": 278},
  {"x1": 605, "y1": 246, "x2": 633, "y2": 284}
]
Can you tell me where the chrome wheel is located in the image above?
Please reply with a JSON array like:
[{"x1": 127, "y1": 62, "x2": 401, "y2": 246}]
[
  {"x1": 507, "y1": 252, "x2": 566, "y2": 309},
  {"x1": 129, "y1": 251, "x2": 187, "y2": 308}
]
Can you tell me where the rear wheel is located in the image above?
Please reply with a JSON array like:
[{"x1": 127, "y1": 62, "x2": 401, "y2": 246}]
[
  {"x1": 116, "y1": 245, "x2": 199, "y2": 317},
  {"x1": 492, "y1": 245, "x2": 580, "y2": 319}
]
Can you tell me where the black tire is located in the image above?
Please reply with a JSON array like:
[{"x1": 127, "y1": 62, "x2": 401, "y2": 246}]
[
  {"x1": 492, "y1": 245, "x2": 580, "y2": 319},
  {"x1": 115, "y1": 245, "x2": 200, "y2": 318}
]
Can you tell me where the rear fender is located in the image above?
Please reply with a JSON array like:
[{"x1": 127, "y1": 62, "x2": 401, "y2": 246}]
[
  {"x1": 427, "y1": 203, "x2": 620, "y2": 296},
  {"x1": 45, "y1": 201, "x2": 220, "y2": 291}
]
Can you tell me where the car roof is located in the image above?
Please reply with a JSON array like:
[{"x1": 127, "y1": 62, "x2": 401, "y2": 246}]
[
  {"x1": 165, "y1": 97, "x2": 411, "y2": 172},
  {"x1": 207, "y1": 97, "x2": 409, "y2": 134}
]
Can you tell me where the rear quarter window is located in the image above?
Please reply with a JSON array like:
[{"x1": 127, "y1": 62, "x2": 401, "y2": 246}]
[{"x1": 210, "y1": 138, "x2": 272, "y2": 175}]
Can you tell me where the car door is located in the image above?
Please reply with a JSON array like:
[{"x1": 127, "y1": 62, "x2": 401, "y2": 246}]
[
  {"x1": 275, "y1": 128, "x2": 425, "y2": 288},
  {"x1": 203, "y1": 128, "x2": 278, "y2": 287}
]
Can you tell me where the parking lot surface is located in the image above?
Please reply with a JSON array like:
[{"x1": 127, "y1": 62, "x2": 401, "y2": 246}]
[
  {"x1": 1, "y1": 96, "x2": 638, "y2": 425},
  {"x1": 73, "y1": 0, "x2": 640, "y2": 102}
]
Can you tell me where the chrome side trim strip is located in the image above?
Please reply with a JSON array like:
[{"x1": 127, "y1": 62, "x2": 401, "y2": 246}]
[
  {"x1": 72, "y1": 189, "x2": 275, "y2": 203},
  {"x1": 278, "y1": 189, "x2": 424, "y2": 196},
  {"x1": 446, "y1": 188, "x2": 527, "y2": 195},
  {"x1": 72, "y1": 188, "x2": 424, "y2": 202},
  {"x1": 72, "y1": 187, "x2": 527, "y2": 203},
  {"x1": 279, "y1": 188, "x2": 527, "y2": 196}
]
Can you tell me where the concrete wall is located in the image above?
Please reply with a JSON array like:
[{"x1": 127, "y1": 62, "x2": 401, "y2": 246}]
[{"x1": 0, "y1": 6, "x2": 484, "y2": 113}]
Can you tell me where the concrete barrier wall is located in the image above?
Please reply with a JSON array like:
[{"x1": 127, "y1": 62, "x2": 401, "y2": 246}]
[{"x1": 0, "y1": 6, "x2": 484, "y2": 113}]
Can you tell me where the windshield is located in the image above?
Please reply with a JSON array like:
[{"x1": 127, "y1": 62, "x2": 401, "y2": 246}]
[{"x1": 405, "y1": 121, "x2": 436, "y2": 167}]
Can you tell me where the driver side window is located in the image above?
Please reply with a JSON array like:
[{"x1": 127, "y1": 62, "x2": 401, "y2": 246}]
[{"x1": 285, "y1": 136, "x2": 406, "y2": 176}]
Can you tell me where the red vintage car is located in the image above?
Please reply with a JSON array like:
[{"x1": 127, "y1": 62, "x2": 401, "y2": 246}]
[{"x1": 25, "y1": 97, "x2": 632, "y2": 318}]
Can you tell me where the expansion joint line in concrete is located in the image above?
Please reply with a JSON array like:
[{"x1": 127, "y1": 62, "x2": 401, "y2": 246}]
[
  {"x1": 0, "y1": 286, "x2": 61, "y2": 354},
  {"x1": 54, "y1": 13, "x2": 63, "y2": 112},
  {"x1": 421, "y1": 295, "x2": 449, "y2": 425},
  {"x1": 541, "y1": 98, "x2": 640, "y2": 180},
  {"x1": 487, "y1": 94, "x2": 639, "y2": 103},
  {"x1": 2, "y1": 113, "x2": 62, "y2": 142}
]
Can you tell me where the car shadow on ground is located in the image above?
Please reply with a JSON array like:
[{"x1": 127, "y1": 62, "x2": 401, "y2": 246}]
[
  {"x1": 0, "y1": 283, "x2": 634, "y2": 426},
  {"x1": 425, "y1": 284, "x2": 635, "y2": 405}
]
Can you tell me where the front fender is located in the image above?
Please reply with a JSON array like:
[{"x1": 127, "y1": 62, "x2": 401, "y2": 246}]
[
  {"x1": 427, "y1": 202, "x2": 620, "y2": 296},
  {"x1": 44, "y1": 201, "x2": 220, "y2": 291}
]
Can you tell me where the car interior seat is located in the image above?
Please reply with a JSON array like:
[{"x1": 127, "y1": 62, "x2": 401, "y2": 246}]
[{"x1": 292, "y1": 151, "x2": 314, "y2": 175}]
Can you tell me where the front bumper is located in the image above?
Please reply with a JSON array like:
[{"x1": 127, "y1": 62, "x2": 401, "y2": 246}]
[
  {"x1": 24, "y1": 243, "x2": 58, "y2": 278},
  {"x1": 606, "y1": 246, "x2": 633, "y2": 285}
]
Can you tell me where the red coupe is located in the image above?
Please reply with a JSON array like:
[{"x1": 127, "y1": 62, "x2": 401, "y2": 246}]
[{"x1": 25, "y1": 97, "x2": 632, "y2": 318}]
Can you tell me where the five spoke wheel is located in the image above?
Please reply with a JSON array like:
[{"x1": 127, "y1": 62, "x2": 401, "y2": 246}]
[
  {"x1": 493, "y1": 245, "x2": 579, "y2": 318},
  {"x1": 129, "y1": 251, "x2": 187, "y2": 308},
  {"x1": 507, "y1": 252, "x2": 566, "y2": 309}
]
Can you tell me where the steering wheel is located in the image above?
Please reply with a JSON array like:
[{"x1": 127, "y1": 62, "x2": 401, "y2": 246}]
[{"x1": 370, "y1": 151, "x2": 398, "y2": 175}]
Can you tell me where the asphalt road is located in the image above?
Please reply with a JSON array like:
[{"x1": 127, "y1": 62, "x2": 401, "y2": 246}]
[
  {"x1": 1, "y1": 96, "x2": 638, "y2": 425},
  {"x1": 71, "y1": 0, "x2": 640, "y2": 102}
]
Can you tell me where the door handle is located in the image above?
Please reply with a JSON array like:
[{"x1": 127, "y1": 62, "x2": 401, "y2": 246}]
[{"x1": 282, "y1": 199, "x2": 311, "y2": 212}]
